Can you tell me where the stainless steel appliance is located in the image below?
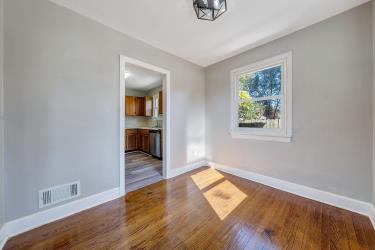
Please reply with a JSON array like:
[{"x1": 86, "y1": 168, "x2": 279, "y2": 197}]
[{"x1": 149, "y1": 130, "x2": 161, "y2": 158}]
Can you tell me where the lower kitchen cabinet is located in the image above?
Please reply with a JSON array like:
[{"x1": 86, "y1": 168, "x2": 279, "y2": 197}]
[
  {"x1": 125, "y1": 129, "x2": 138, "y2": 151},
  {"x1": 125, "y1": 129, "x2": 150, "y2": 153},
  {"x1": 138, "y1": 129, "x2": 150, "y2": 153}
]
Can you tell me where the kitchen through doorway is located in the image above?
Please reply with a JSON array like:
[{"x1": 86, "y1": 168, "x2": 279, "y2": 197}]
[{"x1": 120, "y1": 56, "x2": 170, "y2": 194}]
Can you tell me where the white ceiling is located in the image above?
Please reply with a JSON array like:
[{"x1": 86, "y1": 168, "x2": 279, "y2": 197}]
[
  {"x1": 125, "y1": 63, "x2": 163, "y2": 91},
  {"x1": 50, "y1": 0, "x2": 370, "y2": 67}
]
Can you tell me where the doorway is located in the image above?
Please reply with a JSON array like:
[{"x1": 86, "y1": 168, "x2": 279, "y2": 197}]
[{"x1": 119, "y1": 56, "x2": 171, "y2": 196}]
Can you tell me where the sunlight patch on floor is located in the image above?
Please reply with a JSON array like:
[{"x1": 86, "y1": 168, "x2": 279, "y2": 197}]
[
  {"x1": 190, "y1": 168, "x2": 224, "y2": 190},
  {"x1": 203, "y1": 180, "x2": 247, "y2": 220}
]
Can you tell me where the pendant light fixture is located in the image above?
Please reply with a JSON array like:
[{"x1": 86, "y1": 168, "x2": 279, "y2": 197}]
[{"x1": 193, "y1": 0, "x2": 227, "y2": 21}]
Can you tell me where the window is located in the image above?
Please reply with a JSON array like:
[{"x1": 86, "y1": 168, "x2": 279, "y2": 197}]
[
  {"x1": 230, "y1": 52, "x2": 292, "y2": 142},
  {"x1": 153, "y1": 93, "x2": 159, "y2": 118}
]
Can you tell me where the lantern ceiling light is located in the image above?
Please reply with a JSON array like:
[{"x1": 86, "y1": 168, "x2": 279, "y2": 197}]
[{"x1": 193, "y1": 0, "x2": 227, "y2": 21}]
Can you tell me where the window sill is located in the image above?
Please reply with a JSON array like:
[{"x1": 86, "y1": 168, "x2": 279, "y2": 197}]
[{"x1": 230, "y1": 131, "x2": 292, "y2": 143}]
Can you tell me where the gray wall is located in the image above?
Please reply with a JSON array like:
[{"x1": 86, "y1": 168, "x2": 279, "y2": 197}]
[
  {"x1": 0, "y1": 0, "x2": 4, "y2": 228},
  {"x1": 4, "y1": 0, "x2": 205, "y2": 221},
  {"x1": 373, "y1": 0, "x2": 375, "y2": 206},
  {"x1": 205, "y1": 3, "x2": 373, "y2": 202},
  {"x1": 125, "y1": 88, "x2": 147, "y2": 97},
  {"x1": 147, "y1": 85, "x2": 163, "y2": 97}
]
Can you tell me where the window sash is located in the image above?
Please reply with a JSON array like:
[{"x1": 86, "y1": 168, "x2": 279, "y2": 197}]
[
  {"x1": 230, "y1": 51, "x2": 292, "y2": 141},
  {"x1": 236, "y1": 97, "x2": 285, "y2": 132},
  {"x1": 235, "y1": 66, "x2": 286, "y2": 131}
]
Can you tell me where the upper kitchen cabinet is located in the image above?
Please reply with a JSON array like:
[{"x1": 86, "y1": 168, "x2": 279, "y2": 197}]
[
  {"x1": 125, "y1": 96, "x2": 145, "y2": 116},
  {"x1": 125, "y1": 96, "x2": 135, "y2": 116},
  {"x1": 135, "y1": 97, "x2": 145, "y2": 116},
  {"x1": 159, "y1": 91, "x2": 163, "y2": 115},
  {"x1": 144, "y1": 96, "x2": 153, "y2": 117}
]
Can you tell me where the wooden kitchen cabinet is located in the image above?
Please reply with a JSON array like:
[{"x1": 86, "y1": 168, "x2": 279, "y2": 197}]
[
  {"x1": 125, "y1": 129, "x2": 159, "y2": 155},
  {"x1": 125, "y1": 96, "x2": 145, "y2": 116},
  {"x1": 158, "y1": 91, "x2": 163, "y2": 115},
  {"x1": 137, "y1": 133, "x2": 142, "y2": 151},
  {"x1": 142, "y1": 134, "x2": 150, "y2": 153},
  {"x1": 125, "y1": 129, "x2": 138, "y2": 151},
  {"x1": 125, "y1": 129, "x2": 149, "y2": 152},
  {"x1": 138, "y1": 129, "x2": 150, "y2": 153},
  {"x1": 125, "y1": 96, "x2": 135, "y2": 116},
  {"x1": 144, "y1": 96, "x2": 153, "y2": 117},
  {"x1": 135, "y1": 97, "x2": 145, "y2": 116}
]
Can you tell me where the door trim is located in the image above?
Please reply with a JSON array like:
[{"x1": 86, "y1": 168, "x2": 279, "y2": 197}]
[{"x1": 119, "y1": 55, "x2": 171, "y2": 196}]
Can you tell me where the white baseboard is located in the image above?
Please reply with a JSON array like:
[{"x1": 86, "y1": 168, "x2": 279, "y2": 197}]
[
  {"x1": 208, "y1": 161, "x2": 375, "y2": 225},
  {"x1": 1, "y1": 187, "x2": 120, "y2": 248},
  {"x1": 1, "y1": 162, "x2": 374, "y2": 248},
  {"x1": 0, "y1": 224, "x2": 7, "y2": 250},
  {"x1": 0, "y1": 160, "x2": 205, "y2": 248},
  {"x1": 369, "y1": 206, "x2": 375, "y2": 229},
  {"x1": 167, "y1": 160, "x2": 207, "y2": 179}
]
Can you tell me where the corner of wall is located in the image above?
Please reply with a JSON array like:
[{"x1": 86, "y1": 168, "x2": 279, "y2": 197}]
[
  {"x1": 202, "y1": 67, "x2": 207, "y2": 161},
  {"x1": 203, "y1": 66, "x2": 210, "y2": 162}
]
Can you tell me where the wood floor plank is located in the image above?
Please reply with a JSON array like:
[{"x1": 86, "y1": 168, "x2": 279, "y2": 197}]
[
  {"x1": 125, "y1": 151, "x2": 163, "y2": 192},
  {"x1": 4, "y1": 167, "x2": 375, "y2": 249}
]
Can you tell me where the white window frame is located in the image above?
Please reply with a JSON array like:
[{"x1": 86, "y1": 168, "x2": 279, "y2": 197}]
[{"x1": 230, "y1": 52, "x2": 293, "y2": 142}]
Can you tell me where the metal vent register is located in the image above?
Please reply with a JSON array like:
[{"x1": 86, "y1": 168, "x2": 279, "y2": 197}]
[{"x1": 39, "y1": 181, "x2": 81, "y2": 208}]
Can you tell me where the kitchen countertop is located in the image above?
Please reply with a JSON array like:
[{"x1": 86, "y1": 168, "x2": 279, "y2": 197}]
[{"x1": 125, "y1": 127, "x2": 162, "y2": 131}]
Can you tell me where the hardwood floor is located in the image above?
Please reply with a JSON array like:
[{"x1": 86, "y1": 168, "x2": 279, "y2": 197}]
[
  {"x1": 125, "y1": 151, "x2": 163, "y2": 192},
  {"x1": 5, "y1": 167, "x2": 375, "y2": 249}
]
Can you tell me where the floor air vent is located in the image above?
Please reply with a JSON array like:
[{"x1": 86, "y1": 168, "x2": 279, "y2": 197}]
[{"x1": 39, "y1": 181, "x2": 81, "y2": 208}]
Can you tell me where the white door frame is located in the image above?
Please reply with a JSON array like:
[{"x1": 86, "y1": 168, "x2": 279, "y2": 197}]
[{"x1": 119, "y1": 55, "x2": 171, "y2": 196}]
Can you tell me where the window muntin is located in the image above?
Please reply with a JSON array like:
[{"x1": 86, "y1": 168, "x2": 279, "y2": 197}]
[{"x1": 230, "y1": 52, "x2": 292, "y2": 141}]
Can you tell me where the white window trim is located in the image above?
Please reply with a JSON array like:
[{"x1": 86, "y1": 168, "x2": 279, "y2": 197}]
[{"x1": 230, "y1": 52, "x2": 293, "y2": 143}]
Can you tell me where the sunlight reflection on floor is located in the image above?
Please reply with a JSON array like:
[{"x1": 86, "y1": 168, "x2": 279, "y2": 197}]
[
  {"x1": 191, "y1": 168, "x2": 247, "y2": 220},
  {"x1": 203, "y1": 180, "x2": 247, "y2": 220},
  {"x1": 190, "y1": 168, "x2": 224, "y2": 190}
]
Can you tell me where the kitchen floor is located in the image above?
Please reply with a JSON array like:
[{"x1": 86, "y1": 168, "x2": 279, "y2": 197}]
[{"x1": 125, "y1": 151, "x2": 163, "y2": 192}]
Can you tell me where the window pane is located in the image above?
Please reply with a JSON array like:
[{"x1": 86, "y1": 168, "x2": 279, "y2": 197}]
[
  {"x1": 239, "y1": 65, "x2": 282, "y2": 99},
  {"x1": 238, "y1": 99, "x2": 281, "y2": 129}
]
